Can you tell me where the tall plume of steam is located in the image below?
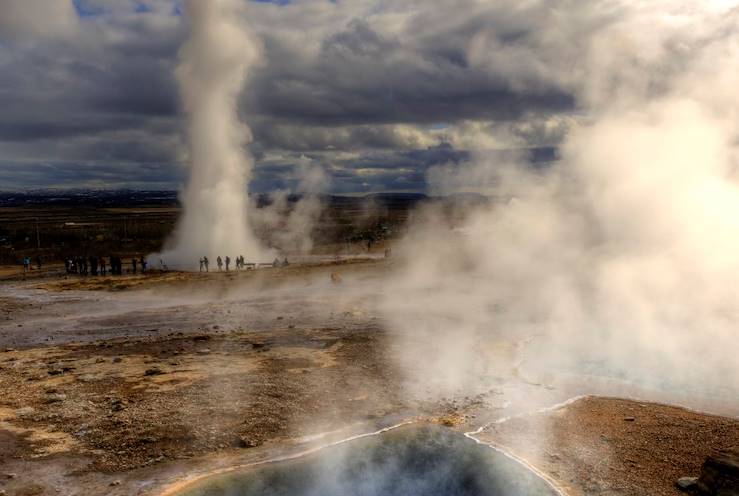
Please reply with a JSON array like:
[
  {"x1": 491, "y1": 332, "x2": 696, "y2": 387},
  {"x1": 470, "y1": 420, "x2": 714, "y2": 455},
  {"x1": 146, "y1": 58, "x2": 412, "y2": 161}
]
[
  {"x1": 158, "y1": 0, "x2": 266, "y2": 268},
  {"x1": 382, "y1": 1, "x2": 739, "y2": 403}
]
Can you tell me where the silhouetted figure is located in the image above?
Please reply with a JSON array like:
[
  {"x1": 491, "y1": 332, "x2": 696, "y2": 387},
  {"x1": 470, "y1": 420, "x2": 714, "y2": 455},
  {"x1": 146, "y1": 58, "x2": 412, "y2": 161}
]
[
  {"x1": 273, "y1": 257, "x2": 280, "y2": 267},
  {"x1": 64, "y1": 258, "x2": 71, "y2": 274},
  {"x1": 81, "y1": 257, "x2": 88, "y2": 276},
  {"x1": 217, "y1": 256, "x2": 223, "y2": 271},
  {"x1": 99, "y1": 257, "x2": 106, "y2": 276},
  {"x1": 282, "y1": 257, "x2": 289, "y2": 267},
  {"x1": 132, "y1": 258, "x2": 138, "y2": 274},
  {"x1": 90, "y1": 256, "x2": 98, "y2": 276},
  {"x1": 36, "y1": 255, "x2": 42, "y2": 270},
  {"x1": 203, "y1": 256, "x2": 209, "y2": 272},
  {"x1": 199, "y1": 258, "x2": 204, "y2": 272},
  {"x1": 225, "y1": 256, "x2": 231, "y2": 272},
  {"x1": 22, "y1": 256, "x2": 30, "y2": 275},
  {"x1": 140, "y1": 256, "x2": 147, "y2": 273}
]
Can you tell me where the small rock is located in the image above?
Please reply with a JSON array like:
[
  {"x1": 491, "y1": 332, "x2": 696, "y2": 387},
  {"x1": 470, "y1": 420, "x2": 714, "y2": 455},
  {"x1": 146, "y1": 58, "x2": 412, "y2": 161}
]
[
  {"x1": 47, "y1": 369, "x2": 63, "y2": 376},
  {"x1": 624, "y1": 416, "x2": 636, "y2": 422},
  {"x1": 112, "y1": 357, "x2": 123, "y2": 363},
  {"x1": 196, "y1": 349, "x2": 211, "y2": 355},
  {"x1": 676, "y1": 476, "x2": 698, "y2": 491},
  {"x1": 235, "y1": 436, "x2": 260, "y2": 448},
  {"x1": 44, "y1": 393, "x2": 67, "y2": 403},
  {"x1": 16, "y1": 407, "x2": 35, "y2": 417},
  {"x1": 109, "y1": 480, "x2": 121, "y2": 486},
  {"x1": 144, "y1": 368, "x2": 163, "y2": 376}
]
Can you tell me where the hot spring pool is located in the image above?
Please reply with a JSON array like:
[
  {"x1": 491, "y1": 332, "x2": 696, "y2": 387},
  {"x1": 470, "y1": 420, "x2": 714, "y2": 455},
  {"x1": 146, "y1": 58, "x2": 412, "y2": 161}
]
[{"x1": 174, "y1": 425, "x2": 559, "y2": 496}]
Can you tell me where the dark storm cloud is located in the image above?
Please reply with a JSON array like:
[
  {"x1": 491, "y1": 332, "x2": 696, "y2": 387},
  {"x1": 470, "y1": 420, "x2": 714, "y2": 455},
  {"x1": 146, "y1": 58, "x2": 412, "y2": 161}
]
[
  {"x1": 0, "y1": 0, "x2": 586, "y2": 192},
  {"x1": 246, "y1": 18, "x2": 573, "y2": 126}
]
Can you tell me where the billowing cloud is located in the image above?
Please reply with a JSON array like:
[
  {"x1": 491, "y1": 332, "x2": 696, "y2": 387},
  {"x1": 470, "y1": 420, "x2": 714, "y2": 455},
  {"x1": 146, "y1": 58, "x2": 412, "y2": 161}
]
[
  {"x1": 0, "y1": 0, "x2": 79, "y2": 41},
  {"x1": 0, "y1": 0, "x2": 735, "y2": 192}
]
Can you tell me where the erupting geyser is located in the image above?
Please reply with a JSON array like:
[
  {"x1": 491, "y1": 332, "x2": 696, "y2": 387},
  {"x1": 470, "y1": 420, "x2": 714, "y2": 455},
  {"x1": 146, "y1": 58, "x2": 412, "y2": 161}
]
[{"x1": 157, "y1": 0, "x2": 265, "y2": 268}]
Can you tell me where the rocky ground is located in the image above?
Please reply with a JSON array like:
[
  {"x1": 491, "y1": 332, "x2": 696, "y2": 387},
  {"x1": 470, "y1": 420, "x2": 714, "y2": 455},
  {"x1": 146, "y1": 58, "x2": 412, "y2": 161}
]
[
  {"x1": 0, "y1": 260, "x2": 737, "y2": 496},
  {"x1": 478, "y1": 396, "x2": 739, "y2": 496}
]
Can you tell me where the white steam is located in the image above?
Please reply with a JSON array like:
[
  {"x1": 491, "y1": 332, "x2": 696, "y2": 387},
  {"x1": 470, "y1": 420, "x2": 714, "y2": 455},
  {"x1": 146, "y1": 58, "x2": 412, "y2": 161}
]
[
  {"x1": 158, "y1": 0, "x2": 266, "y2": 268},
  {"x1": 382, "y1": 1, "x2": 739, "y2": 403},
  {"x1": 251, "y1": 157, "x2": 330, "y2": 255}
]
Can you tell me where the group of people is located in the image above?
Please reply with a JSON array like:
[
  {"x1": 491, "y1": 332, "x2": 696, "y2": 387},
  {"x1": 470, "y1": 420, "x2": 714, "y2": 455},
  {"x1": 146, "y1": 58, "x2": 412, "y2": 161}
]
[
  {"x1": 198, "y1": 255, "x2": 289, "y2": 272},
  {"x1": 64, "y1": 255, "x2": 147, "y2": 276},
  {"x1": 199, "y1": 255, "x2": 245, "y2": 272}
]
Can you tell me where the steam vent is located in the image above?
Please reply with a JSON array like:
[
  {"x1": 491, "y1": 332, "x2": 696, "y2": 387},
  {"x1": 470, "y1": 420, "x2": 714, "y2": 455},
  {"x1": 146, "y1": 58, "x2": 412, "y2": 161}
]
[{"x1": 175, "y1": 426, "x2": 559, "y2": 496}]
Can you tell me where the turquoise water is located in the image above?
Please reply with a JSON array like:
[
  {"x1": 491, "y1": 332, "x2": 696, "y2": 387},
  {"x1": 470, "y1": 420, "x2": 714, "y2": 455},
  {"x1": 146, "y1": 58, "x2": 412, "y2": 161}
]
[{"x1": 176, "y1": 425, "x2": 557, "y2": 496}]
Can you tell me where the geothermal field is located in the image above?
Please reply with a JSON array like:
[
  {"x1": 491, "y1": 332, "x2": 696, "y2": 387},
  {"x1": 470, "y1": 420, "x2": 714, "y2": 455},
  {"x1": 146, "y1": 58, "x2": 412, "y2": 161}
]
[{"x1": 2, "y1": 0, "x2": 739, "y2": 495}]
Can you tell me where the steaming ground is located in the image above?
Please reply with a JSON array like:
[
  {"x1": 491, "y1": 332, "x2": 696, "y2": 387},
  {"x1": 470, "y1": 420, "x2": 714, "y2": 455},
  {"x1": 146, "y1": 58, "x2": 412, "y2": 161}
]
[{"x1": 0, "y1": 261, "x2": 737, "y2": 496}]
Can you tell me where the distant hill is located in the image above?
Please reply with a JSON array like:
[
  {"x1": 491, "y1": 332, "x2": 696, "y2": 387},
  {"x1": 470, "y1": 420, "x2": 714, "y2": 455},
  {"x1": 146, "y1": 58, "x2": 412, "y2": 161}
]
[{"x1": 0, "y1": 190, "x2": 435, "y2": 209}]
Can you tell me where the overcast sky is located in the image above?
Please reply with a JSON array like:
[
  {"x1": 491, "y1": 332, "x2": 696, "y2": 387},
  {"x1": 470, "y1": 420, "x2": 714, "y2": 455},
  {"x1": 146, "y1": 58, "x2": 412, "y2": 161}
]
[{"x1": 1, "y1": 0, "x2": 731, "y2": 193}]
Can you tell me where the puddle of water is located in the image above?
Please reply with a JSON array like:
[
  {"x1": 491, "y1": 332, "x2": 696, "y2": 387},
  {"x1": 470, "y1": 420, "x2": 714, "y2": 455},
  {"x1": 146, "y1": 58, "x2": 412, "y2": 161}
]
[{"x1": 175, "y1": 425, "x2": 557, "y2": 496}]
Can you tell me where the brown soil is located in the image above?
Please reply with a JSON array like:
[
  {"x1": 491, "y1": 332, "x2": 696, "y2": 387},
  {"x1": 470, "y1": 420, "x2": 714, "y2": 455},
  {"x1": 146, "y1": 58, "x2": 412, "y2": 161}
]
[
  {"x1": 480, "y1": 396, "x2": 739, "y2": 496},
  {"x1": 0, "y1": 327, "x2": 406, "y2": 474}
]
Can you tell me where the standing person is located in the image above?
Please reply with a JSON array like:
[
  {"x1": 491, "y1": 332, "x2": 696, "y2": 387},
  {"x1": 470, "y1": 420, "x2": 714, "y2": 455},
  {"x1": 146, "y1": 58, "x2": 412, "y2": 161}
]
[
  {"x1": 36, "y1": 255, "x2": 42, "y2": 270},
  {"x1": 203, "y1": 256, "x2": 209, "y2": 272},
  {"x1": 64, "y1": 258, "x2": 71, "y2": 274},
  {"x1": 225, "y1": 256, "x2": 231, "y2": 272},
  {"x1": 140, "y1": 256, "x2": 147, "y2": 273},
  {"x1": 131, "y1": 258, "x2": 137, "y2": 274},
  {"x1": 99, "y1": 257, "x2": 106, "y2": 276},
  {"x1": 22, "y1": 256, "x2": 30, "y2": 275},
  {"x1": 199, "y1": 257, "x2": 204, "y2": 272},
  {"x1": 216, "y1": 256, "x2": 223, "y2": 271},
  {"x1": 81, "y1": 257, "x2": 88, "y2": 276}
]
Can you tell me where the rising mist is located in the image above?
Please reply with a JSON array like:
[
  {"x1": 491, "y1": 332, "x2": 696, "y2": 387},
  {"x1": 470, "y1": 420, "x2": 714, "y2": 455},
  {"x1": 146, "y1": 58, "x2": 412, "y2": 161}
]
[{"x1": 381, "y1": 0, "x2": 739, "y2": 403}]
